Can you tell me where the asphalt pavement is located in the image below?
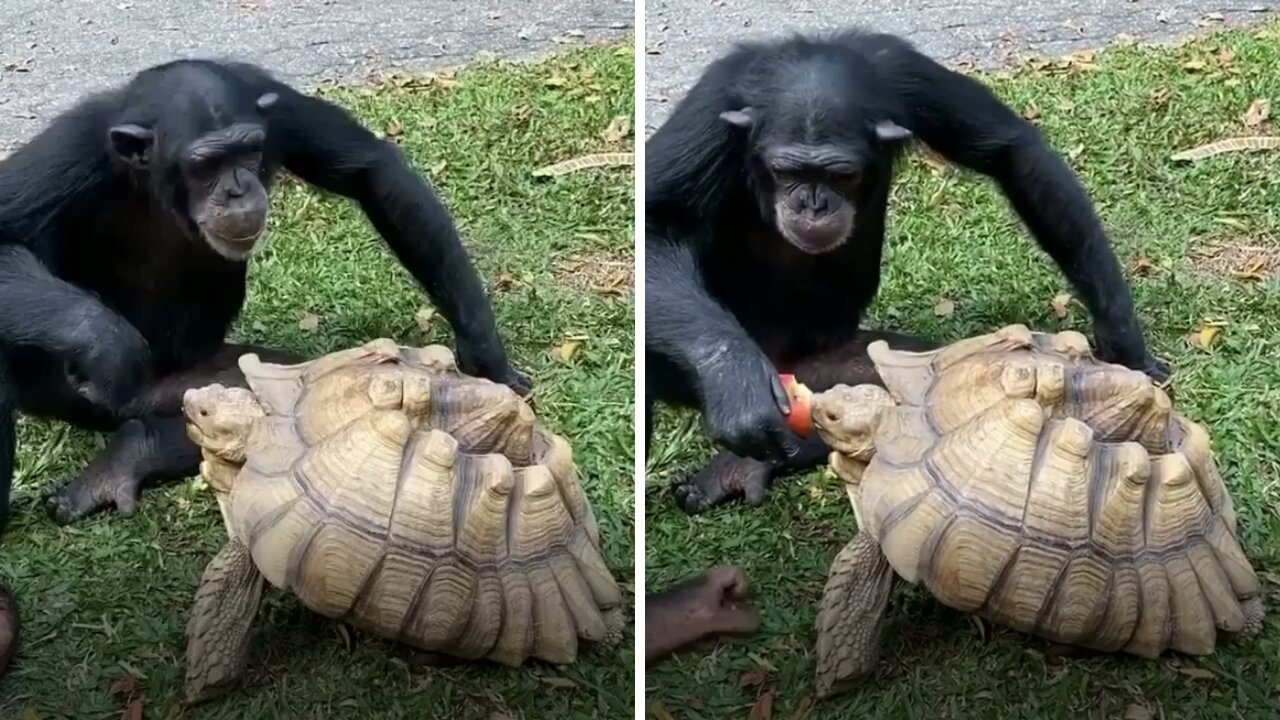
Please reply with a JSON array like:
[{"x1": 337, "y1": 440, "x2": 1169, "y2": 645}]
[
  {"x1": 644, "y1": 0, "x2": 1276, "y2": 131},
  {"x1": 0, "y1": 0, "x2": 633, "y2": 151}
]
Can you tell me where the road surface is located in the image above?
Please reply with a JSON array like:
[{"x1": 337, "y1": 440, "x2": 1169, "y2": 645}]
[
  {"x1": 0, "y1": 0, "x2": 633, "y2": 150},
  {"x1": 645, "y1": 0, "x2": 1276, "y2": 130}
]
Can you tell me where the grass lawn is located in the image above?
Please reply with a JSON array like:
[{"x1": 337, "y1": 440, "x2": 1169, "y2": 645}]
[
  {"x1": 646, "y1": 23, "x2": 1280, "y2": 720},
  {"x1": 0, "y1": 43, "x2": 635, "y2": 719}
]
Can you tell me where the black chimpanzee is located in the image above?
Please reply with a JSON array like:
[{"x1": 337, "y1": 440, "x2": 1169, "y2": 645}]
[
  {"x1": 645, "y1": 30, "x2": 1169, "y2": 514},
  {"x1": 0, "y1": 59, "x2": 530, "y2": 533}
]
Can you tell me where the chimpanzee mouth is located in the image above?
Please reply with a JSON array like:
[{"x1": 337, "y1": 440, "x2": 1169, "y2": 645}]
[{"x1": 199, "y1": 221, "x2": 269, "y2": 260}]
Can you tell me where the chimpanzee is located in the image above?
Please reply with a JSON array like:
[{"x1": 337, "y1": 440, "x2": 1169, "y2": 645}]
[
  {"x1": 0, "y1": 59, "x2": 530, "y2": 533},
  {"x1": 645, "y1": 30, "x2": 1169, "y2": 514}
]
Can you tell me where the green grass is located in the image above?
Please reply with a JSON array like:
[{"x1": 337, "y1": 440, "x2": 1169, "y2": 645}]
[
  {"x1": 0, "y1": 43, "x2": 635, "y2": 719},
  {"x1": 647, "y1": 24, "x2": 1280, "y2": 720}
]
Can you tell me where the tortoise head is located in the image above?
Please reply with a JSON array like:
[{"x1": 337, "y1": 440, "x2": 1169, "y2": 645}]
[
  {"x1": 183, "y1": 384, "x2": 265, "y2": 464},
  {"x1": 811, "y1": 383, "x2": 895, "y2": 464}
]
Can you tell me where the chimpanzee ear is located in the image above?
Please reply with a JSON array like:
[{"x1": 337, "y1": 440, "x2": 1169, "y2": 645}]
[
  {"x1": 108, "y1": 124, "x2": 156, "y2": 169},
  {"x1": 719, "y1": 107, "x2": 758, "y2": 129},
  {"x1": 873, "y1": 120, "x2": 913, "y2": 142}
]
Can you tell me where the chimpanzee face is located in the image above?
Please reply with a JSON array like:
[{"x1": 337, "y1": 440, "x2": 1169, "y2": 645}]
[
  {"x1": 107, "y1": 93, "x2": 279, "y2": 261},
  {"x1": 720, "y1": 107, "x2": 912, "y2": 255}
]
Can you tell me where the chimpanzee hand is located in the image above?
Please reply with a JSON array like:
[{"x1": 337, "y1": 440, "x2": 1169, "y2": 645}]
[
  {"x1": 1093, "y1": 333, "x2": 1172, "y2": 389},
  {"x1": 699, "y1": 348, "x2": 800, "y2": 462},
  {"x1": 56, "y1": 303, "x2": 150, "y2": 420},
  {"x1": 452, "y1": 336, "x2": 533, "y2": 398}
]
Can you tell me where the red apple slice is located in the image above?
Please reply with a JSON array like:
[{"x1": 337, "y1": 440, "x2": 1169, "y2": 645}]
[{"x1": 778, "y1": 373, "x2": 814, "y2": 436}]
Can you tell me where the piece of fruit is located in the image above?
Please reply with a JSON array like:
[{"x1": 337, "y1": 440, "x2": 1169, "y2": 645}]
[{"x1": 779, "y1": 373, "x2": 814, "y2": 436}]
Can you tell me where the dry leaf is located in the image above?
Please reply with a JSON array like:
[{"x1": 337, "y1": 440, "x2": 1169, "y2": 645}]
[
  {"x1": 1051, "y1": 293, "x2": 1072, "y2": 319},
  {"x1": 933, "y1": 298, "x2": 956, "y2": 317},
  {"x1": 538, "y1": 675, "x2": 578, "y2": 689},
  {"x1": 551, "y1": 339, "x2": 584, "y2": 364},
  {"x1": 385, "y1": 119, "x2": 403, "y2": 137},
  {"x1": 601, "y1": 114, "x2": 631, "y2": 144},
  {"x1": 1181, "y1": 58, "x2": 1207, "y2": 72},
  {"x1": 414, "y1": 307, "x2": 436, "y2": 332},
  {"x1": 1124, "y1": 704, "x2": 1153, "y2": 720},
  {"x1": 1067, "y1": 143, "x2": 1085, "y2": 162},
  {"x1": 108, "y1": 675, "x2": 137, "y2": 696},
  {"x1": 162, "y1": 704, "x2": 181, "y2": 720},
  {"x1": 740, "y1": 666, "x2": 767, "y2": 687},
  {"x1": 749, "y1": 688, "x2": 775, "y2": 720},
  {"x1": 1022, "y1": 102, "x2": 1041, "y2": 121},
  {"x1": 1242, "y1": 98, "x2": 1271, "y2": 127},
  {"x1": 787, "y1": 694, "x2": 814, "y2": 720},
  {"x1": 123, "y1": 697, "x2": 144, "y2": 720},
  {"x1": 298, "y1": 313, "x2": 320, "y2": 332},
  {"x1": 1217, "y1": 46, "x2": 1236, "y2": 67},
  {"x1": 1178, "y1": 666, "x2": 1216, "y2": 680},
  {"x1": 649, "y1": 701, "x2": 676, "y2": 720},
  {"x1": 543, "y1": 75, "x2": 569, "y2": 88},
  {"x1": 1129, "y1": 254, "x2": 1156, "y2": 276},
  {"x1": 1190, "y1": 324, "x2": 1222, "y2": 348},
  {"x1": 1149, "y1": 86, "x2": 1172, "y2": 110}
]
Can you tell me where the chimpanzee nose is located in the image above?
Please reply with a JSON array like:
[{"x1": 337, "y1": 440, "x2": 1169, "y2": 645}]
[{"x1": 802, "y1": 186, "x2": 828, "y2": 214}]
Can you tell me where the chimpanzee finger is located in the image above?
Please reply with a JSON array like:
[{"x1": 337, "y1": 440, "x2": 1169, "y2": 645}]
[
  {"x1": 712, "y1": 603, "x2": 761, "y2": 635},
  {"x1": 705, "y1": 565, "x2": 752, "y2": 601},
  {"x1": 768, "y1": 373, "x2": 792, "y2": 417}
]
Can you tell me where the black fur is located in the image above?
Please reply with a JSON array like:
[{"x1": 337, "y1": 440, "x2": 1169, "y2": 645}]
[
  {"x1": 0, "y1": 59, "x2": 528, "y2": 531},
  {"x1": 645, "y1": 30, "x2": 1167, "y2": 513}
]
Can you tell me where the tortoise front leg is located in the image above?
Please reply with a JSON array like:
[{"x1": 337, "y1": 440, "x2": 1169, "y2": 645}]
[
  {"x1": 814, "y1": 530, "x2": 896, "y2": 699},
  {"x1": 184, "y1": 538, "x2": 265, "y2": 704}
]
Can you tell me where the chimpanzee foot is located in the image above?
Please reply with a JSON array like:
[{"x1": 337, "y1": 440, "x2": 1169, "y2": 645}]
[
  {"x1": 40, "y1": 416, "x2": 196, "y2": 525},
  {"x1": 43, "y1": 468, "x2": 143, "y2": 524},
  {"x1": 671, "y1": 451, "x2": 775, "y2": 514}
]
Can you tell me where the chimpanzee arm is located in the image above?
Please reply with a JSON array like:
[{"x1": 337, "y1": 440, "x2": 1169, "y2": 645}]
[
  {"x1": 646, "y1": 232, "x2": 798, "y2": 460},
  {"x1": 0, "y1": 245, "x2": 117, "y2": 355},
  {"x1": 247, "y1": 77, "x2": 526, "y2": 393},
  {"x1": 853, "y1": 33, "x2": 1163, "y2": 378},
  {"x1": 0, "y1": 355, "x2": 13, "y2": 535}
]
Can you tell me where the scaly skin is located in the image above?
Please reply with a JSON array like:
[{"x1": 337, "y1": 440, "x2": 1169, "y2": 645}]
[
  {"x1": 184, "y1": 538, "x2": 266, "y2": 704},
  {"x1": 814, "y1": 531, "x2": 896, "y2": 699}
]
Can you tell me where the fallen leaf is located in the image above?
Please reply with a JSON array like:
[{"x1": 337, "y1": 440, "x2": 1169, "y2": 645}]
[
  {"x1": 1129, "y1": 254, "x2": 1156, "y2": 276},
  {"x1": 298, "y1": 313, "x2": 320, "y2": 332},
  {"x1": 162, "y1": 704, "x2": 181, "y2": 720},
  {"x1": 414, "y1": 307, "x2": 435, "y2": 332},
  {"x1": 1022, "y1": 102, "x2": 1041, "y2": 121},
  {"x1": 749, "y1": 687, "x2": 775, "y2": 720},
  {"x1": 543, "y1": 75, "x2": 569, "y2": 88},
  {"x1": 1178, "y1": 666, "x2": 1216, "y2": 680},
  {"x1": 933, "y1": 298, "x2": 956, "y2": 317},
  {"x1": 108, "y1": 675, "x2": 137, "y2": 696},
  {"x1": 538, "y1": 675, "x2": 578, "y2": 689},
  {"x1": 1242, "y1": 98, "x2": 1271, "y2": 127},
  {"x1": 429, "y1": 160, "x2": 447, "y2": 177},
  {"x1": 787, "y1": 694, "x2": 814, "y2": 720},
  {"x1": 1051, "y1": 293, "x2": 1073, "y2": 319},
  {"x1": 740, "y1": 666, "x2": 767, "y2": 687},
  {"x1": 385, "y1": 119, "x2": 402, "y2": 137},
  {"x1": 1149, "y1": 86, "x2": 1172, "y2": 110},
  {"x1": 1125, "y1": 704, "x2": 1153, "y2": 720},
  {"x1": 1181, "y1": 58, "x2": 1207, "y2": 72},
  {"x1": 1067, "y1": 143, "x2": 1085, "y2": 162},
  {"x1": 551, "y1": 339, "x2": 584, "y2": 364},
  {"x1": 1217, "y1": 46, "x2": 1236, "y2": 67},
  {"x1": 123, "y1": 697, "x2": 144, "y2": 720},
  {"x1": 649, "y1": 701, "x2": 676, "y2": 720},
  {"x1": 1187, "y1": 322, "x2": 1223, "y2": 349},
  {"x1": 601, "y1": 114, "x2": 631, "y2": 144}
]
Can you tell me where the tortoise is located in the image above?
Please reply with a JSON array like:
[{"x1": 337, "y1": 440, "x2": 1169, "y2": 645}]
[
  {"x1": 179, "y1": 338, "x2": 624, "y2": 702},
  {"x1": 807, "y1": 324, "x2": 1264, "y2": 698}
]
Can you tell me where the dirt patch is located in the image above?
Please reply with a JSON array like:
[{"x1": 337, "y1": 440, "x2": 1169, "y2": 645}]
[
  {"x1": 1189, "y1": 233, "x2": 1280, "y2": 282},
  {"x1": 554, "y1": 250, "x2": 634, "y2": 295}
]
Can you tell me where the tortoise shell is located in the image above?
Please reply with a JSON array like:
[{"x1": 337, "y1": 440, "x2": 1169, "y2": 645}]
[
  {"x1": 812, "y1": 324, "x2": 1263, "y2": 658},
  {"x1": 210, "y1": 339, "x2": 621, "y2": 666}
]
